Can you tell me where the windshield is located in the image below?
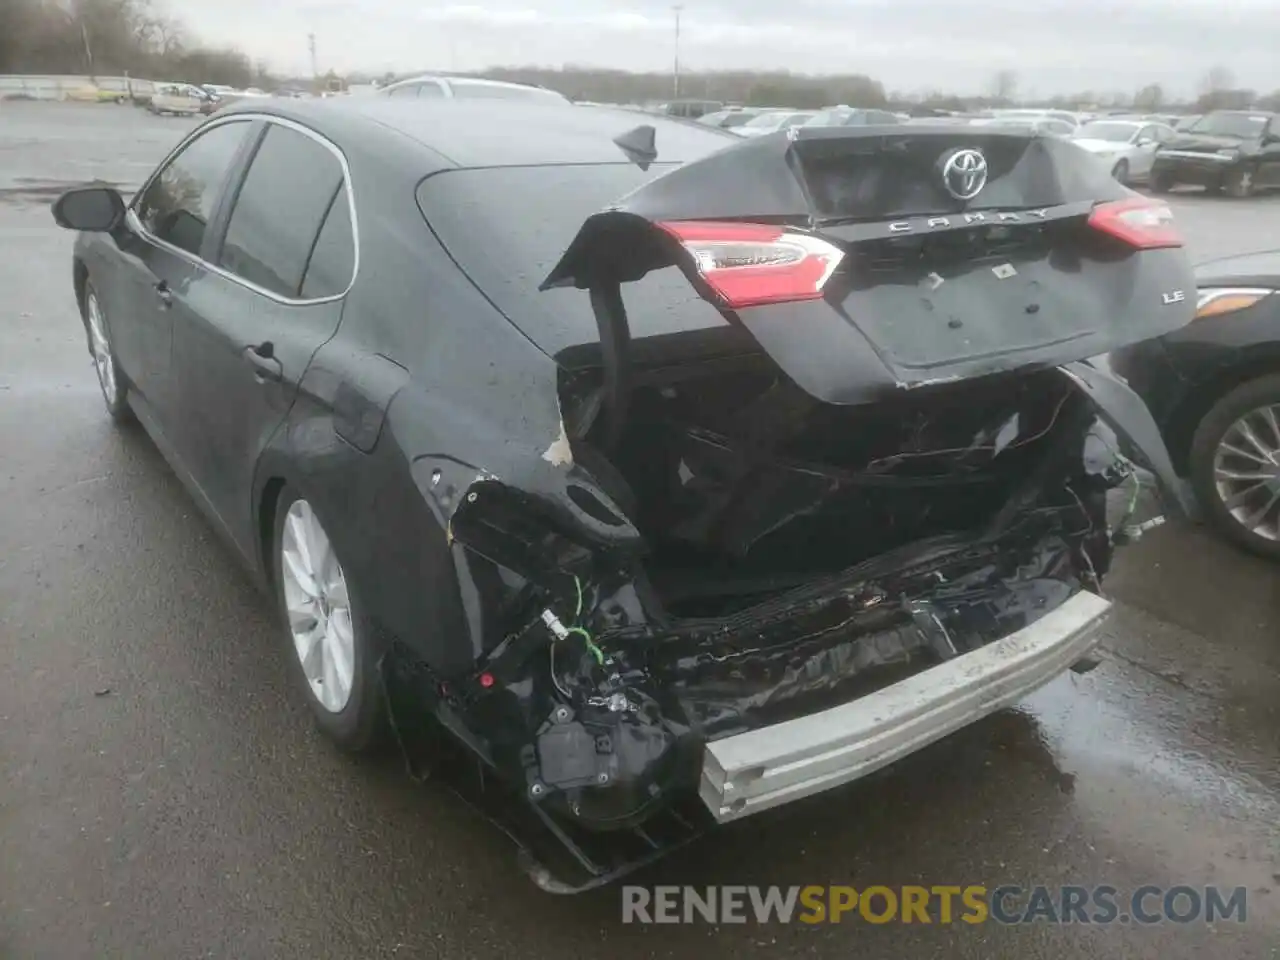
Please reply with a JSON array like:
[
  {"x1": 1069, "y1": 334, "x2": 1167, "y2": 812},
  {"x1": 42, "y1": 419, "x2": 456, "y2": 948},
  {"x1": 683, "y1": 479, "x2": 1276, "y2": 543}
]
[
  {"x1": 1188, "y1": 113, "x2": 1267, "y2": 138},
  {"x1": 1077, "y1": 122, "x2": 1138, "y2": 142},
  {"x1": 742, "y1": 112, "x2": 787, "y2": 129},
  {"x1": 806, "y1": 109, "x2": 852, "y2": 126}
]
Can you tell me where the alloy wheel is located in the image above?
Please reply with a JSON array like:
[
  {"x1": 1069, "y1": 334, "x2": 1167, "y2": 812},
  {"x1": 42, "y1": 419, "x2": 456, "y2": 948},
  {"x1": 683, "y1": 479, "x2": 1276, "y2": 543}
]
[
  {"x1": 280, "y1": 499, "x2": 356, "y2": 713},
  {"x1": 85, "y1": 292, "x2": 119, "y2": 405},
  {"x1": 1212, "y1": 404, "x2": 1280, "y2": 541}
]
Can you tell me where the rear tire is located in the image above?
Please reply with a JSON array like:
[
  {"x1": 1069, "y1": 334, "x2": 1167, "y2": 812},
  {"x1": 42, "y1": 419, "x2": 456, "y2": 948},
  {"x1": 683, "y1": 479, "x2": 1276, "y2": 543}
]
[
  {"x1": 1189, "y1": 374, "x2": 1280, "y2": 559},
  {"x1": 1111, "y1": 159, "x2": 1130, "y2": 185},
  {"x1": 272, "y1": 487, "x2": 388, "y2": 753}
]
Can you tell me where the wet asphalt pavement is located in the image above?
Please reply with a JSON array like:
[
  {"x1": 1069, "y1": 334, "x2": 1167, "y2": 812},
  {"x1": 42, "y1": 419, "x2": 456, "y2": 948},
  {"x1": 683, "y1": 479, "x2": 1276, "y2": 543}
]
[{"x1": 2, "y1": 102, "x2": 1279, "y2": 959}]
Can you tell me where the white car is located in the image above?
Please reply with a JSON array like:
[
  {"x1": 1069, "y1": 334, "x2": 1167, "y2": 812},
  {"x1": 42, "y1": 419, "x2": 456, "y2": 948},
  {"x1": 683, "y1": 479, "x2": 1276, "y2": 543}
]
[
  {"x1": 379, "y1": 75, "x2": 569, "y2": 104},
  {"x1": 148, "y1": 83, "x2": 207, "y2": 116},
  {"x1": 1072, "y1": 119, "x2": 1176, "y2": 185},
  {"x1": 735, "y1": 110, "x2": 817, "y2": 137}
]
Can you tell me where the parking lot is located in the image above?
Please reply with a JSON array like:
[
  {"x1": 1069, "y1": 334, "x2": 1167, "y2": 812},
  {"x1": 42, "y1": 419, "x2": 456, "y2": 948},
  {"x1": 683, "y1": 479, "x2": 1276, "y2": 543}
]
[{"x1": 2, "y1": 101, "x2": 1280, "y2": 959}]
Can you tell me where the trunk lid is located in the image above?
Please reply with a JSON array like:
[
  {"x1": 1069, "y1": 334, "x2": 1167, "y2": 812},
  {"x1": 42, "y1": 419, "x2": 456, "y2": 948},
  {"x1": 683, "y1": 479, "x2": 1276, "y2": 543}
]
[{"x1": 541, "y1": 126, "x2": 1197, "y2": 406}]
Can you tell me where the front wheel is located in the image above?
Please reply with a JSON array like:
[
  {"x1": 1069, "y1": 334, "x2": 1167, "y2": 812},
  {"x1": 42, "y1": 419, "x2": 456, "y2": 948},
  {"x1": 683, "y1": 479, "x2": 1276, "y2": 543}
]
[
  {"x1": 1148, "y1": 170, "x2": 1173, "y2": 193},
  {"x1": 273, "y1": 488, "x2": 388, "y2": 752},
  {"x1": 81, "y1": 282, "x2": 133, "y2": 423},
  {"x1": 1223, "y1": 166, "x2": 1256, "y2": 199},
  {"x1": 1189, "y1": 374, "x2": 1280, "y2": 559}
]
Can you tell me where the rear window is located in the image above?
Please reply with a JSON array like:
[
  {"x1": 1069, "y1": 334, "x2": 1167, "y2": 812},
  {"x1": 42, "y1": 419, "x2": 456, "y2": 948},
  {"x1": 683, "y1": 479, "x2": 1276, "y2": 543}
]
[
  {"x1": 450, "y1": 82, "x2": 565, "y2": 102},
  {"x1": 417, "y1": 164, "x2": 726, "y2": 355}
]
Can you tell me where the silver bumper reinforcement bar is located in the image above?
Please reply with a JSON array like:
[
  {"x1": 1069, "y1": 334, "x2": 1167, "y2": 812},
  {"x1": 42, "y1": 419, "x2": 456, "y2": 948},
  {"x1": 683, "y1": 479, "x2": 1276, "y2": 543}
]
[{"x1": 699, "y1": 590, "x2": 1112, "y2": 822}]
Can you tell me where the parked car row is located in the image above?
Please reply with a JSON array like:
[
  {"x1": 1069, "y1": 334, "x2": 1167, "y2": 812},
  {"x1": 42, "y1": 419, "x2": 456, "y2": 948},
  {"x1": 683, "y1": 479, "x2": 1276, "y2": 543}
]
[{"x1": 691, "y1": 103, "x2": 1280, "y2": 198}]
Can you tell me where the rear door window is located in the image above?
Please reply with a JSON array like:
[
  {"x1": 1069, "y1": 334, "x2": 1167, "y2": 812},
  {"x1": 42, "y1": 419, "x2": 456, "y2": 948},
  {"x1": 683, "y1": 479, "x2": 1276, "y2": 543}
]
[
  {"x1": 217, "y1": 123, "x2": 348, "y2": 299},
  {"x1": 134, "y1": 120, "x2": 253, "y2": 256},
  {"x1": 299, "y1": 185, "x2": 355, "y2": 299}
]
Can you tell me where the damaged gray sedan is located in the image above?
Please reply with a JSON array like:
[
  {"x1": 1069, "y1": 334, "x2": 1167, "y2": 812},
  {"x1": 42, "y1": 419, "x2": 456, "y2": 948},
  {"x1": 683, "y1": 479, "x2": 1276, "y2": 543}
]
[{"x1": 52, "y1": 97, "x2": 1196, "y2": 890}]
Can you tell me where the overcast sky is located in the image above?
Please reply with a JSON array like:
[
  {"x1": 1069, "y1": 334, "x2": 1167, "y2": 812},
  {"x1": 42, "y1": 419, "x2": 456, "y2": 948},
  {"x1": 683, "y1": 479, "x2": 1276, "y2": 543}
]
[{"x1": 172, "y1": 0, "x2": 1279, "y2": 98}]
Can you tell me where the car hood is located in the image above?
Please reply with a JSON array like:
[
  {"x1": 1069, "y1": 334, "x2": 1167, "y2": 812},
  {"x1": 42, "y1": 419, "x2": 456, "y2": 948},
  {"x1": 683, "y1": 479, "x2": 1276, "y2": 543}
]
[
  {"x1": 1164, "y1": 133, "x2": 1248, "y2": 151},
  {"x1": 540, "y1": 124, "x2": 1197, "y2": 406}
]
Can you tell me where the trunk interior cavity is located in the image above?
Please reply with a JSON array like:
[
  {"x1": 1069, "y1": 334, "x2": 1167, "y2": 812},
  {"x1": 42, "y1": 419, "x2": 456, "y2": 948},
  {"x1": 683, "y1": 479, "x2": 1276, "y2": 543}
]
[{"x1": 563, "y1": 354, "x2": 1103, "y2": 619}]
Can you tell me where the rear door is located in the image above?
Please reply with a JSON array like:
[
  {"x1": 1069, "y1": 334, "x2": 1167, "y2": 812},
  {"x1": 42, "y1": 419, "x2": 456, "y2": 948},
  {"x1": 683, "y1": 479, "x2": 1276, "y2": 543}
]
[{"x1": 170, "y1": 119, "x2": 356, "y2": 558}]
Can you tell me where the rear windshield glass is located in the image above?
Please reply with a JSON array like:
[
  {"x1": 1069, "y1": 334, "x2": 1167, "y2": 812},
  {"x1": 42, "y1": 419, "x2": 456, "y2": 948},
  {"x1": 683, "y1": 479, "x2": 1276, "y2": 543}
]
[{"x1": 417, "y1": 164, "x2": 728, "y2": 358}]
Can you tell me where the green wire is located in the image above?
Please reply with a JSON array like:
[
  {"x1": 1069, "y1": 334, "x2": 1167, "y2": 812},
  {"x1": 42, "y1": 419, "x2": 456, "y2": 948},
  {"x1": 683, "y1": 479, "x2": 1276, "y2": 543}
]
[
  {"x1": 1125, "y1": 467, "x2": 1141, "y2": 523},
  {"x1": 565, "y1": 626, "x2": 605, "y2": 665}
]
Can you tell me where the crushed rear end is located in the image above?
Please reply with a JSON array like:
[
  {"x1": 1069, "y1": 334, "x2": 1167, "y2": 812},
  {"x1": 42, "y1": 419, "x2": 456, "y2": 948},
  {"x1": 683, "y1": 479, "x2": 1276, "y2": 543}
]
[{"x1": 408, "y1": 124, "x2": 1196, "y2": 886}]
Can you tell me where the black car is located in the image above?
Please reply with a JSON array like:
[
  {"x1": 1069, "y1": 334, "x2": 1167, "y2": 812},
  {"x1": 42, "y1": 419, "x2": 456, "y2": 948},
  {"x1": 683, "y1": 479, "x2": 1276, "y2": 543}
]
[
  {"x1": 1149, "y1": 110, "x2": 1280, "y2": 197},
  {"x1": 1111, "y1": 250, "x2": 1280, "y2": 557},
  {"x1": 51, "y1": 100, "x2": 1195, "y2": 887}
]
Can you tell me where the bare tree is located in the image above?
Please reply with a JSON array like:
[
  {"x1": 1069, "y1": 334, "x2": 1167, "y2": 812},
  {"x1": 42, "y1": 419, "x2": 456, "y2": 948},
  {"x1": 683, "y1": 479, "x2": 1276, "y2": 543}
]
[
  {"x1": 1133, "y1": 83, "x2": 1164, "y2": 111},
  {"x1": 989, "y1": 69, "x2": 1018, "y2": 104},
  {"x1": 1200, "y1": 65, "x2": 1235, "y2": 96}
]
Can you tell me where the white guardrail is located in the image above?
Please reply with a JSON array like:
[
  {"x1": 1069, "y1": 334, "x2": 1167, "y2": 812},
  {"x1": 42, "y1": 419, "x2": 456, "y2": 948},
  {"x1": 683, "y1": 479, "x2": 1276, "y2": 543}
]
[{"x1": 0, "y1": 74, "x2": 160, "y2": 102}]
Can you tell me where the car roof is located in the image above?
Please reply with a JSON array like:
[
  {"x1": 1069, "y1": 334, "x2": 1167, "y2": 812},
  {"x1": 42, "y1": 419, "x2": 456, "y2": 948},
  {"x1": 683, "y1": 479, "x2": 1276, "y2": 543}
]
[
  {"x1": 212, "y1": 97, "x2": 740, "y2": 169},
  {"x1": 384, "y1": 74, "x2": 560, "y2": 94}
]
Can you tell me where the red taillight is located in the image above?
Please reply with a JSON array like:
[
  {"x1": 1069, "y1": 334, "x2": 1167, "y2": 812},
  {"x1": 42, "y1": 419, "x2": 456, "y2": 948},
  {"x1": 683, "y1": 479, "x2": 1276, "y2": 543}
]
[
  {"x1": 656, "y1": 220, "x2": 845, "y2": 309},
  {"x1": 1088, "y1": 198, "x2": 1182, "y2": 249}
]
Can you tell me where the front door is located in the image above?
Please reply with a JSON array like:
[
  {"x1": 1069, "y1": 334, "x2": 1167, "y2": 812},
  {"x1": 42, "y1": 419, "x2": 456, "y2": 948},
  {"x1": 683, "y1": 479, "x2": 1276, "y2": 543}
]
[
  {"x1": 1257, "y1": 119, "x2": 1280, "y2": 188},
  {"x1": 170, "y1": 119, "x2": 356, "y2": 560},
  {"x1": 1130, "y1": 124, "x2": 1161, "y2": 180},
  {"x1": 114, "y1": 118, "x2": 257, "y2": 432}
]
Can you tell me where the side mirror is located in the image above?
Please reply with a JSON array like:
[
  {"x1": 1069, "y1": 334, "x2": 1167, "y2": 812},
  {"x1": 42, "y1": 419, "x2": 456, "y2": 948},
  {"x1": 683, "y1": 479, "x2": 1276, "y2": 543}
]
[
  {"x1": 51, "y1": 185, "x2": 126, "y2": 232},
  {"x1": 1136, "y1": 137, "x2": 1154, "y2": 146}
]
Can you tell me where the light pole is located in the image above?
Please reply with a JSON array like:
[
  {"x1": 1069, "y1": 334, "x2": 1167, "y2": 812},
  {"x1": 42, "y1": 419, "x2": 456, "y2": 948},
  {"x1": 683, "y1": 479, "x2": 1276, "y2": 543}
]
[{"x1": 672, "y1": 5, "x2": 683, "y2": 100}]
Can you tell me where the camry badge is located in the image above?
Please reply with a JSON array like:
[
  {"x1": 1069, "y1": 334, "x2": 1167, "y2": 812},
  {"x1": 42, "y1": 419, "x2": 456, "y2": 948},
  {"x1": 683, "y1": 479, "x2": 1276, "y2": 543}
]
[{"x1": 941, "y1": 148, "x2": 989, "y2": 201}]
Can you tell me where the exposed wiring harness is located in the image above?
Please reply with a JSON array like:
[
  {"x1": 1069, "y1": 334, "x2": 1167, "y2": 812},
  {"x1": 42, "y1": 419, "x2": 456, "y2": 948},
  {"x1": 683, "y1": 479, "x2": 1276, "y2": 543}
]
[{"x1": 545, "y1": 575, "x2": 607, "y2": 702}]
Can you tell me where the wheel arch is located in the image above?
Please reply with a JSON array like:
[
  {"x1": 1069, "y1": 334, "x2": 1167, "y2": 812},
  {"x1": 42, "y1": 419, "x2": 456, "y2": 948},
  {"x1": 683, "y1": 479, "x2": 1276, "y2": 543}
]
[
  {"x1": 1164, "y1": 353, "x2": 1280, "y2": 474},
  {"x1": 256, "y1": 474, "x2": 290, "y2": 591}
]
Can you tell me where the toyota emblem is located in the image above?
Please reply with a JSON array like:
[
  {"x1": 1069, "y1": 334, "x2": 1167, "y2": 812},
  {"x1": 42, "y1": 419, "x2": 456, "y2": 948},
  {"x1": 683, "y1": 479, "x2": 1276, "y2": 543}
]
[{"x1": 941, "y1": 148, "x2": 989, "y2": 201}]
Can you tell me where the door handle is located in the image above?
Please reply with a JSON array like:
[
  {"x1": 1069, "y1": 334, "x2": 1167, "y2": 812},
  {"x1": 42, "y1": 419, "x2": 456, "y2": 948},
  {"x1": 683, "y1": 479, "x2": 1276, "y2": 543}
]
[
  {"x1": 154, "y1": 280, "x2": 173, "y2": 308},
  {"x1": 243, "y1": 341, "x2": 282, "y2": 382}
]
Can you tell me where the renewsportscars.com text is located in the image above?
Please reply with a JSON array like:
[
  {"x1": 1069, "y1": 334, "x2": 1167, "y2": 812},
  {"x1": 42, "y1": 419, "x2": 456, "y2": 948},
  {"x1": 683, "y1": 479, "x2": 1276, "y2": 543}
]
[{"x1": 621, "y1": 884, "x2": 1248, "y2": 925}]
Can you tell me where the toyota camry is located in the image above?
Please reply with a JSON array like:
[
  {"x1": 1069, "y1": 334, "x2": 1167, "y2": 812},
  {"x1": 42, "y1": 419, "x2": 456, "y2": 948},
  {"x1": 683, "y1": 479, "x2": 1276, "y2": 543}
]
[{"x1": 52, "y1": 98, "x2": 1196, "y2": 889}]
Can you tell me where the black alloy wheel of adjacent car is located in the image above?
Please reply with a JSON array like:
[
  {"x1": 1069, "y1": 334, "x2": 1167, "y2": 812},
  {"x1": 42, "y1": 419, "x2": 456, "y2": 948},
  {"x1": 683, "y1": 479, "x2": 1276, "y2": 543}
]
[{"x1": 1188, "y1": 373, "x2": 1280, "y2": 559}]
